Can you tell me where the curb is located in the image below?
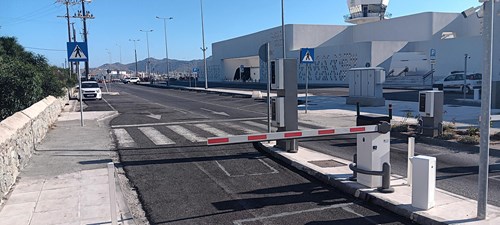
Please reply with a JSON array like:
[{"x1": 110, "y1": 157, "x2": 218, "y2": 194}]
[{"x1": 253, "y1": 142, "x2": 448, "y2": 225}]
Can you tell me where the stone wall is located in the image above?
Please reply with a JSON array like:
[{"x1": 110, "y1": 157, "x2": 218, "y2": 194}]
[{"x1": 0, "y1": 95, "x2": 67, "y2": 201}]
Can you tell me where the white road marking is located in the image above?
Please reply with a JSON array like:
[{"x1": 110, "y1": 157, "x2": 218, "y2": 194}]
[
  {"x1": 138, "y1": 127, "x2": 175, "y2": 145},
  {"x1": 215, "y1": 159, "x2": 278, "y2": 178},
  {"x1": 200, "y1": 108, "x2": 230, "y2": 117},
  {"x1": 232, "y1": 203, "x2": 354, "y2": 225},
  {"x1": 167, "y1": 125, "x2": 206, "y2": 143},
  {"x1": 256, "y1": 159, "x2": 279, "y2": 175},
  {"x1": 111, "y1": 117, "x2": 267, "y2": 129},
  {"x1": 242, "y1": 121, "x2": 268, "y2": 130},
  {"x1": 194, "y1": 124, "x2": 231, "y2": 137},
  {"x1": 221, "y1": 122, "x2": 260, "y2": 134},
  {"x1": 113, "y1": 128, "x2": 137, "y2": 148}
]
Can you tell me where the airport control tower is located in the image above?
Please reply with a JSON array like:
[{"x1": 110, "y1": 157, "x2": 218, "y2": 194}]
[{"x1": 345, "y1": 0, "x2": 390, "y2": 24}]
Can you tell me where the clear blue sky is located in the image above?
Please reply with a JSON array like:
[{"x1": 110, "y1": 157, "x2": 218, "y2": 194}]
[{"x1": 0, "y1": 0, "x2": 480, "y2": 68}]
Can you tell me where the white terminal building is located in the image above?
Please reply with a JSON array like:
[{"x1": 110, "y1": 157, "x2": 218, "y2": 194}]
[{"x1": 205, "y1": 0, "x2": 500, "y2": 107}]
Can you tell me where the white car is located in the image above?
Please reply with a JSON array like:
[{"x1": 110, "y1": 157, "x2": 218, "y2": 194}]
[
  {"x1": 129, "y1": 77, "x2": 140, "y2": 84},
  {"x1": 78, "y1": 81, "x2": 102, "y2": 100},
  {"x1": 434, "y1": 72, "x2": 481, "y2": 94}
]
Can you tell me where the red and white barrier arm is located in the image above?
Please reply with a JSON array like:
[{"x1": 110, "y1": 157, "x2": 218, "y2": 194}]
[{"x1": 207, "y1": 124, "x2": 380, "y2": 146}]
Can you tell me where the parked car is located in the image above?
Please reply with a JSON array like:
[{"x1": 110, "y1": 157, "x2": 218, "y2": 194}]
[
  {"x1": 122, "y1": 78, "x2": 130, "y2": 84},
  {"x1": 434, "y1": 72, "x2": 481, "y2": 94},
  {"x1": 129, "y1": 77, "x2": 140, "y2": 84},
  {"x1": 77, "y1": 81, "x2": 102, "y2": 100}
]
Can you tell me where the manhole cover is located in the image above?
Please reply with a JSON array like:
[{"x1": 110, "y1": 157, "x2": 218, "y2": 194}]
[{"x1": 308, "y1": 160, "x2": 346, "y2": 168}]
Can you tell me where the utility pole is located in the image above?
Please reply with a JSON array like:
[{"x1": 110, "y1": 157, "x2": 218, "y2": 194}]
[
  {"x1": 200, "y1": 0, "x2": 208, "y2": 89},
  {"x1": 72, "y1": 0, "x2": 94, "y2": 80},
  {"x1": 57, "y1": 0, "x2": 78, "y2": 79},
  {"x1": 129, "y1": 39, "x2": 140, "y2": 77}
]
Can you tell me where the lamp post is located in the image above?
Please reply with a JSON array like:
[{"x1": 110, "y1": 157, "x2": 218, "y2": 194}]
[
  {"x1": 281, "y1": 0, "x2": 286, "y2": 58},
  {"x1": 116, "y1": 44, "x2": 122, "y2": 64},
  {"x1": 156, "y1": 16, "x2": 173, "y2": 82},
  {"x1": 140, "y1": 29, "x2": 153, "y2": 80},
  {"x1": 129, "y1": 39, "x2": 140, "y2": 77},
  {"x1": 200, "y1": 0, "x2": 208, "y2": 89}
]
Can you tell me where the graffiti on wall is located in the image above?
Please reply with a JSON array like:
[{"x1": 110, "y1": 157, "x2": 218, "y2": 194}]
[{"x1": 298, "y1": 52, "x2": 359, "y2": 84}]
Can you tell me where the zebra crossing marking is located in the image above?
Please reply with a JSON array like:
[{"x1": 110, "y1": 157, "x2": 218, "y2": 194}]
[
  {"x1": 113, "y1": 128, "x2": 137, "y2": 148},
  {"x1": 138, "y1": 127, "x2": 175, "y2": 145},
  {"x1": 167, "y1": 125, "x2": 206, "y2": 143},
  {"x1": 242, "y1": 121, "x2": 270, "y2": 131},
  {"x1": 194, "y1": 124, "x2": 231, "y2": 137},
  {"x1": 221, "y1": 122, "x2": 260, "y2": 134}
]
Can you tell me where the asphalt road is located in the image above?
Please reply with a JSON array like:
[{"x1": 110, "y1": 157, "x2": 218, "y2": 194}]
[
  {"x1": 86, "y1": 83, "x2": 413, "y2": 224},
  {"x1": 86, "y1": 83, "x2": 500, "y2": 207}
]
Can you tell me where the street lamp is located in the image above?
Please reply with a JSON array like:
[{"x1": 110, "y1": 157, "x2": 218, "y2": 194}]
[
  {"x1": 105, "y1": 48, "x2": 112, "y2": 64},
  {"x1": 200, "y1": 0, "x2": 208, "y2": 89},
  {"x1": 281, "y1": 0, "x2": 286, "y2": 58},
  {"x1": 116, "y1": 44, "x2": 122, "y2": 64},
  {"x1": 156, "y1": 16, "x2": 173, "y2": 82},
  {"x1": 129, "y1": 39, "x2": 140, "y2": 77},
  {"x1": 140, "y1": 29, "x2": 153, "y2": 79}
]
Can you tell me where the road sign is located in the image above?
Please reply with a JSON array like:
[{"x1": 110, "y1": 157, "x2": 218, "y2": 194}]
[
  {"x1": 300, "y1": 48, "x2": 314, "y2": 64},
  {"x1": 430, "y1": 49, "x2": 436, "y2": 60},
  {"x1": 67, "y1": 42, "x2": 88, "y2": 62},
  {"x1": 192, "y1": 68, "x2": 199, "y2": 73}
]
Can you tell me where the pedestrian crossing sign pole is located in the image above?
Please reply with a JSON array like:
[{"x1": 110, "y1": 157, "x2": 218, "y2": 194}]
[
  {"x1": 67, "y1": 42, "x2": 89, "y2": 127},
  {"x1": 300, "y1": 48, "x2": 314, "y2": 114}
]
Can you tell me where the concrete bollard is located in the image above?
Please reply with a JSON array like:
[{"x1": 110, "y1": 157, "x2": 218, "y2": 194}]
[
  {"x1": 407, "y1": 137, "x2": 415, "y2": 186},
  {"x1": 474, "y1": 89, "x2": 480, "y2": 101},
  {"x1": 108, "y1": 162, "x2": 118, "y2": 225}
]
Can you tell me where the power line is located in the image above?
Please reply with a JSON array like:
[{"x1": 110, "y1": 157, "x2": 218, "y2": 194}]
[{"x1": 25, "y1": 47, "x2": 66, "y2": 52}]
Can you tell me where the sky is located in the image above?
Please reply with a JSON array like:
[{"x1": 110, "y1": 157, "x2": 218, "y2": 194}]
[{"x1": 0, "y1": 0, "x2": 481, "y2": 68}]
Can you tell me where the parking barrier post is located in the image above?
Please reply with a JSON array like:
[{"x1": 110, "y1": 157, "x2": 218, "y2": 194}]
[
  {"x1": 349, "y1": 154, "x2": 357, "y2": 181},
  {"x1": 407, "y1": 137, "x2": 415, "y2": 186},
  {"x1": 107, "y1": 162, "x2": 118, "y2": 225}
]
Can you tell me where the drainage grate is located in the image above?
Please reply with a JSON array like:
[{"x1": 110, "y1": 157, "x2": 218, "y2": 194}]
[{"x1": 308, "y1": 160, "x2": 346, "y2": 168}]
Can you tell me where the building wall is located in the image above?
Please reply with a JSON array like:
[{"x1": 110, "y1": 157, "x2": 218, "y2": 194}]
[{"x1": 211, "y1": 12, "x2": 490, "y2": 85}]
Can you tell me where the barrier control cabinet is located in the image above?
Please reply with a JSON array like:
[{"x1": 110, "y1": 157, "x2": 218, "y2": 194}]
[{"x1": 347, "y1": 67, "x2": 386, "y2": 106}]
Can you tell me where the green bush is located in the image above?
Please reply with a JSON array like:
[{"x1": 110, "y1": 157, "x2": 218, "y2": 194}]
[
  {"x1": 466, "y1": 127, "x2": 480, "y2": 136},
  {"x1": 438, "y1": 132, "x2": 456, "y2": 140},
  {"x1": 391, "y1": 123, "x2": 409, "y2": 132},
  {"x1": 458, "y1": 135, "x2": 479, "y2": 145},
  {"x1": 0, "y1": 36, "x2": 71, "y2": 120}
]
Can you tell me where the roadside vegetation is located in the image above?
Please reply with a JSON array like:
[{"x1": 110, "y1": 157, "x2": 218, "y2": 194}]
[
  {"x1": 0, "y1": 36, "x2": 74, "y2": 120},
  {"x1": 390, "y1": 111, "x2": 490, "y2": 145}
]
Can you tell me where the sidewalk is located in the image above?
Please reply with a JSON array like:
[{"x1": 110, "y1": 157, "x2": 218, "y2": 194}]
[{"x1": 0, "y1": 101, "x2": 139, "y2": 225}]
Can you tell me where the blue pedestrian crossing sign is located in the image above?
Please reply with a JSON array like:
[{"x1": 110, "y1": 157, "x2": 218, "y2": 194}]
[
  {"x1": 67, "y1": 42, "x2": 88, "y2": 62},
  {"x1": 300, "y1": 48, "x2": 314, "y2": 64}
]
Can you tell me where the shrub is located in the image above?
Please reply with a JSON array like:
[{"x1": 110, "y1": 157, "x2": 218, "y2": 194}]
[
  {"x1": 439, "y1": 132, "x2": 456, "y2": 140},
  {"x1": 458, "y1": 135, "x2": 479, "y2": 145},
  {"x1": 442, "y1": 122, "x2": 456, "y2": 132},
  {"x1": 391, "y1": 123, "x2": 409, "y2": 132},
  {"x1": 466, "y1": 127, "x2": 480, "y2": 136},
  {"x1": 0, "y1": 36, "x2": 70, "y2": 120}
]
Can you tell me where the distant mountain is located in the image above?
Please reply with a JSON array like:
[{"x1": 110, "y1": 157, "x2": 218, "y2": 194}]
[{"x1": 91, "y1": 58, "x2": 206, "y2": 75}]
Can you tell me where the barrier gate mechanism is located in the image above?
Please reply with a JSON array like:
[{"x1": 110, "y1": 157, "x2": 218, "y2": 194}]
[
  {"x1": 207, "y1": 122, "x2": 390, "y2": 145},
  {"x1": 207, "y1": 122, "x2": 392, "y2": 190}
]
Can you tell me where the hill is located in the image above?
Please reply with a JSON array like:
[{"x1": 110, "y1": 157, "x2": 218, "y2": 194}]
[{"x1": 91, "y1": 58, "x2": 205, "y2": 75}]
